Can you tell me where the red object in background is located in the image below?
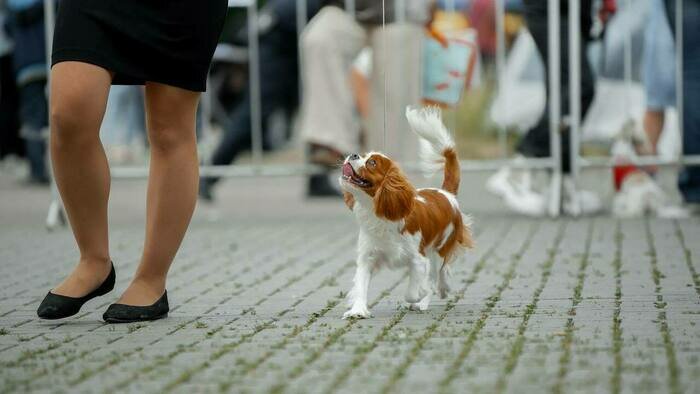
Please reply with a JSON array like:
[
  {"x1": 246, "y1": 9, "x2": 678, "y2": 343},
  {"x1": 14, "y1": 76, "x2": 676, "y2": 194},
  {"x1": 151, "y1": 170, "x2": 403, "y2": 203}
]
[
  {"x1": 600, "y1": 0, "x2": 617, "y2": 23},
  {"x1": 613, "y1": 163, "x2": 637, "y2": 191},
  {"x1": 469, "y1": 0, "x2": 496, "y2": 57}
]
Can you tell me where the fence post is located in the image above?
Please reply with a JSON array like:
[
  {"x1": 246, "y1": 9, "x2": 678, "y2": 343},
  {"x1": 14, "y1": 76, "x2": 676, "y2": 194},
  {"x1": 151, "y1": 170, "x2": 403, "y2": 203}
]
[
  {"x1": 623, "y1": 0, "x2": 632, "y2": 118},
  {"x1": 43, "y1": 0, "x2": 67, "y2": 230},
  {"x1": 568, "y1": 0, "x2": 581, "y2": 216},
  {"x1": 495, "y1": 0, "x2": 507, "y2": 158},
  {"x1": 344, "y1": 0, "x2": 355, "y2": 18},
  {"x1": 247, "y1": 2, "x2": 263, "y2": 166},
  {"x1": 547, "y1": 0, "x2": 562, "y2": 216}
]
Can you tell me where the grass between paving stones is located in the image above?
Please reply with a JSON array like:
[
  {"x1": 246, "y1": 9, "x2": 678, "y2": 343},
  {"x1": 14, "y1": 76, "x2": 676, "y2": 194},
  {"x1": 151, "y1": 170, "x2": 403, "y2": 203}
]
[
  {"x1": 0, "y1": 237, "x2": 93, "y2": 303},
  {"x1": 205, "y1": 270, "x2": 405, "y2": 392},
  {"x1": 644, "y1": 220, "x2": 681, "y2": 394},
  {"x1": 317, "y1": 223, "x2": 508, "y2": 394},
  {"x1": 99, "y1": 252, "x2": 353, "y2": 392},
  {"x1": 673, "y1": 220, "x2": 700, "y2": 297},
  {"x1": 428, "y1": 222, "x2": 542, "y2": 393},
  {"x1": 266, "y1": 273, "x2": 408, "y2": 393},
  {"x1": 22, "y1": 232, "x2": 343, "y2": 391},
  {"x1": 489, "y1": 222, "x2": 567, "y2": 393},
  {"x1": 1, "y1": 241, "x2": 281, "y2": 390},
  {"x1": 611, "y1": 220, "x2": 623, "y2": 394},
  {"x1": 4, "y1": 229, "x2": 223, "y2": 333},
  {"x1": 552, "y1": 220, "x2": 594, "y2": 394},
  {"x1": 151, "y1": 241, "x2": 353, "y2": 389},
  {"x1": 0, "y1": 229, "x2": 251, "y2": 369},
  {"x1": 157, "y1": 283, "x2": 350, "y2": 391},
  {"x1": 263, "y1": 222, "x2": 499, "y2": 394}
]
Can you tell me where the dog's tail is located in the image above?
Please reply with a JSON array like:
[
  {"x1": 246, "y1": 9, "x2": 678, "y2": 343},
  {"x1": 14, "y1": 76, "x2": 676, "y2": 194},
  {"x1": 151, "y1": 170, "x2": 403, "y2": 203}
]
[{"x1": 405, "y1": 106, "x2": 460, "y2": 194}]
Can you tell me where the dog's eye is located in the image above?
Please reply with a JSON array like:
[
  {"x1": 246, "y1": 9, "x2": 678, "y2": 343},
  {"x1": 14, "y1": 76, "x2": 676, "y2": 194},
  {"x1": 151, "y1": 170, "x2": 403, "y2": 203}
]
[{"x1": 367, "y1": 159, "x2": 376, "y2": 167}]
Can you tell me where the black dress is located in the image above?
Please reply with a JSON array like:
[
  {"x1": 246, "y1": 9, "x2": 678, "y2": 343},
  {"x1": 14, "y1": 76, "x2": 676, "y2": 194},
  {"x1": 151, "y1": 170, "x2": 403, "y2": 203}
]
[{"x1": 52, "y1": 0, "x2": 228, "y2": 92}]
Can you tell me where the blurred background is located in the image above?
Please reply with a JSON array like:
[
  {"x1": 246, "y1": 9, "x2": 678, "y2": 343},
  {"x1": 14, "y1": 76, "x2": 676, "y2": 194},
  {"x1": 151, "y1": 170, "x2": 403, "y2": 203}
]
[{"x1": 1, "y1": 0, "x2": 698, "y2": 226}]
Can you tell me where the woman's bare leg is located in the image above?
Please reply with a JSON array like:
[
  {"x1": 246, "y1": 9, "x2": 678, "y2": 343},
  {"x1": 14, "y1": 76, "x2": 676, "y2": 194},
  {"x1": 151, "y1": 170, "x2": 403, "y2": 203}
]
[
  {"x1": 50, "y1": 62, "x2": 113, "y2": 296},
  {"x1": 116, "y1": 82, "x2": 200, "y2": 305},
  {"x1": 643, "y1": 110, "x2": 665, "y2": 155}
]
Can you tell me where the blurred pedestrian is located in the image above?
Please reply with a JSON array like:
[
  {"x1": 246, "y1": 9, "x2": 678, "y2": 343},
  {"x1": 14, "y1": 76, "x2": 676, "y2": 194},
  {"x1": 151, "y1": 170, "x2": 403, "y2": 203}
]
[
  {"x1": 300, "y1": 0, "x2": 432, "y2": 196},
  {"x1": 37, "y1": 0, "x2": 227, "y2": 323},
  {"x1": 487, "y1": 0, "x2": 610, "y2": 216},
  {"x1": 100, "y1": 86, "x2": 147, "y2": 164},
  {"x1": 5, "y1": 0, "x2": 50, "y2": 184},
  {"x1": 666, "y1": 0, "x2": 700, "y2": 206},
  {"x1": 0, "y1": 7, "x2": 22, "y2": 161},
  {"x1": 199, "y1": 0, "x2": 323, "y2": 202},
  {"x1": 640, "y1": 0, "x2": 675, "y2": 158}
]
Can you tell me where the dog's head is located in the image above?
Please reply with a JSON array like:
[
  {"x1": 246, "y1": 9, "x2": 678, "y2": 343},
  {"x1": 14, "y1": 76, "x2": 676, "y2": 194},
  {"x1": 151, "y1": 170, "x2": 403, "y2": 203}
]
[{"x1": 339, "y1": 152, "x2": 415, "y2": 221}]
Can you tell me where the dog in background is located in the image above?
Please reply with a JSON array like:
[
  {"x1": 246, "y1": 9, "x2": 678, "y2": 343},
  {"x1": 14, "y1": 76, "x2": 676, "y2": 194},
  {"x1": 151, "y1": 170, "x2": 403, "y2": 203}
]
[{"x1": 339, "y1": 107, "x2": 473, "y2": 319}]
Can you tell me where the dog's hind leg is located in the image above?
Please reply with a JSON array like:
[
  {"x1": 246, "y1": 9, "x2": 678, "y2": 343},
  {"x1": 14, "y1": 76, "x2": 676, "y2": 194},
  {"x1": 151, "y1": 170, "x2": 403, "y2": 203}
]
[
  {"x1": 437, "y1": 262, "x2": 451, "y2": 299},
  {"x1": 405, "y1": 255, "x2": 430, "y2": 304},
  {"x1": 428, "y1": 254, "x2": 440, "y2": 294}
]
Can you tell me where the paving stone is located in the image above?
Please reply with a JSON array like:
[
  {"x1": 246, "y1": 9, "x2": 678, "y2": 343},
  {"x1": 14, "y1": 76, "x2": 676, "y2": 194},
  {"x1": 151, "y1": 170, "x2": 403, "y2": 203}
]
[{"x1": 1, "y1": 183, "x2": 700, "y2": 393}]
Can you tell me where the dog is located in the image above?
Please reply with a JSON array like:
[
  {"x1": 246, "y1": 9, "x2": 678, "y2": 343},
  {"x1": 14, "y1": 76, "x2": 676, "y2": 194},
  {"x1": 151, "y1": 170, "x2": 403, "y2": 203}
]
[
  {"x1": 610, "y1": 133, "x2": 689, "y2": 218},
  {"x1": 339, "y1": 107, "x2": 473, "y2": 319}
]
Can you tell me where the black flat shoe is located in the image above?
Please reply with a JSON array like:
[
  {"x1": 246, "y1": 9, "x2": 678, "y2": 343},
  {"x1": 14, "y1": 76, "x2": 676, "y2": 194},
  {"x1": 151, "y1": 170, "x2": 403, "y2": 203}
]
[
  {"x1": 37, "y1": 262, "x2": 116, "y2": 320},
  {"x1": 102, "y1": 291, "x2": 169, "y2": 323}
]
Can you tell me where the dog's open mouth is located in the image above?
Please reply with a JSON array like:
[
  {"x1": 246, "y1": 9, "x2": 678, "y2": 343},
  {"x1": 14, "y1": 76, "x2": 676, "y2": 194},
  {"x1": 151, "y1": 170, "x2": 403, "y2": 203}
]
[{"x1": 342, "y1": 162, "x2": 371, "y2": 187}]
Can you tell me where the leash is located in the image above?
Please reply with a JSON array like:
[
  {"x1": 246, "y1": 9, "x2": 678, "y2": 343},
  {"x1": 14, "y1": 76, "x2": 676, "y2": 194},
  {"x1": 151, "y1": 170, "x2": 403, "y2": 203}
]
[{"x1": 381, "y1": 0, "x2": 388, "y2": 151}]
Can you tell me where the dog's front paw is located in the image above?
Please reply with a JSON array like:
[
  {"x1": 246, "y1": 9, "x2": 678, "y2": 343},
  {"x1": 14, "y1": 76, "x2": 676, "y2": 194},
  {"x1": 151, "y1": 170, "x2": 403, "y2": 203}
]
[{"x1": 343, "y1": 306, "x2": 372, "y2": 319}]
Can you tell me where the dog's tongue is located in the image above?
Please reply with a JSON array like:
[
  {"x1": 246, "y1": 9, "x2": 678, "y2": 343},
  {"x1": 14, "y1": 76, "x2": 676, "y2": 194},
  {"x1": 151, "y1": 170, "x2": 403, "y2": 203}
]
[{"x1": 342, "y1": 163, "x2": 354, "y2": 177}]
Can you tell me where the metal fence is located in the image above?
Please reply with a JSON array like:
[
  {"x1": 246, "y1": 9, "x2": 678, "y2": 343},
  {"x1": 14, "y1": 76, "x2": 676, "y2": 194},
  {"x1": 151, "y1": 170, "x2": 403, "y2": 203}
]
[{"x1": 42, "y1": 0, "x2": 696, "y2": 227}]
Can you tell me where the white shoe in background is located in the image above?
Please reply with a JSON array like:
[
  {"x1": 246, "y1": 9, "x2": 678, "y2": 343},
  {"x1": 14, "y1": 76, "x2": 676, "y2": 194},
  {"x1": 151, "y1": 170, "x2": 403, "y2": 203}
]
[
  {"x1": 486, "y1": 165, "x2": 547, "y2": 217},
  {"x1": 562, "y1": 176, "x2": 602, "y2": 216}
]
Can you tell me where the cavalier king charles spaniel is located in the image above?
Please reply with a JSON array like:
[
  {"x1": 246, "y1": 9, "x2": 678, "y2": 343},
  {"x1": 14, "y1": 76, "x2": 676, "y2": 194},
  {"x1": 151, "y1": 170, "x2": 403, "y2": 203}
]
[{"x1": 339, "y1": 107, "x2": 473, "y2": 319}]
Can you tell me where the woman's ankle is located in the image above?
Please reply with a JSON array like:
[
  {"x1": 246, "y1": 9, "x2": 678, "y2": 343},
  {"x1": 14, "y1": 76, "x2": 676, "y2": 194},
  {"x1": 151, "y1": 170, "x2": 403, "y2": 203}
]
[
  {"x1": 118, "y1": 277, "x2": 166, "y2": 305},
  {"x1": 78, "y1": 255, "x2": 112, "y2": 267}
]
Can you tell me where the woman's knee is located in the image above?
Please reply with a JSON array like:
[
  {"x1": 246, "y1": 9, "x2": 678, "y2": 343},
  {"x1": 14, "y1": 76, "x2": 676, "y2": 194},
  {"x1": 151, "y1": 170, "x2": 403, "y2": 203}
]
[
  {"x1": 49, "y1": 62, "x2": 111, "y2": 147},
  {"x1": 147, "y1": 118, "x2": 195, "y2": 153},
  {"x1": 50, "y1": 98, "x2": 101, "y2": 148}
]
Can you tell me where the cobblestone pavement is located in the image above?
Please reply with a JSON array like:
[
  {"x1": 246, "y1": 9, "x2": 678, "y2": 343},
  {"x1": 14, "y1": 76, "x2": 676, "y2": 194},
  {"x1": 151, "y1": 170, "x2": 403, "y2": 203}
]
[
  {"x1": 1, "y1": 216, "x2": 699, "y2": 394},
  {"x1": 1, "y1": 177, "x2": 699, "y2": 393}
]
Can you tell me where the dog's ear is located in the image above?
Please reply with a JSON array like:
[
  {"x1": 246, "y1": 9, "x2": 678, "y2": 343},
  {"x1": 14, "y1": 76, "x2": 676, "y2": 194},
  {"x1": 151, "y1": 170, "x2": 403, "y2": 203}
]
[
  {"x1": 374, "y1": 167, "x2": 415, "y2": 221},
  {"x1": 343, "y1": 192, "x2": 355, "y2": 211}
]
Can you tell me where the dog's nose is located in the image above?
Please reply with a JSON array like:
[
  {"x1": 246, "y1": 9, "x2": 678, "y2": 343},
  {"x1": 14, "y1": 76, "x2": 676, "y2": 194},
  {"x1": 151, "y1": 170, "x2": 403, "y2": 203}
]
[{"x1": 349, "y1": 153, "x2": 360, "y2": 160}]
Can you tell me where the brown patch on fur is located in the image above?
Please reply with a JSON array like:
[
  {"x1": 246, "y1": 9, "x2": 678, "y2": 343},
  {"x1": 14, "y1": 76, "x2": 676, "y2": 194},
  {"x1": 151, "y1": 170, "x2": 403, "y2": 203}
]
[
  {"x1": 401, "y1": 189, "x2": 473, "y2": 265},
  {"x1": 442, "y1": 147, "x2": 460, "y2": 194},
  {"x1": 373, "y1": 166, "x2": 415, "y2": 221},
  {"x1": 352, "y1": 154, "x2": 416, "y2": 221},
  {"x1": 350, "y1": 152, "x2": 472, "y2": 266},
  {"x1": 343, "y1": 192, "x2": 355, "y2": 211}
]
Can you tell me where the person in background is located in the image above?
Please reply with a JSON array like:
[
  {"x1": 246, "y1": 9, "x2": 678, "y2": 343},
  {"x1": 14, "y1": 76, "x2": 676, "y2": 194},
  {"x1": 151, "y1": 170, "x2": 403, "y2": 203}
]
[
  {"x1": 639, "y1": 0, "x2": 675, "y2": 159},
  {"x1": 5, "y1": 0, "x2": 49, "y2": 184},
  {"x1": 666, "y1": 0, "x2": 700, "y2": 207},
  {"x1": 99, "y1": 86, "x2": 147, "y2": 164},
  {"x1": 300, "y1": 0, "x2": 432, "y2": 196},
  {"x1": 487, "y1": 0, "x2": 613, "y2": 216},
  {"x1": 0, "y1": 5, "x2": 23, "y2": 162},
  {"x1": 199, "y1": 0, "x2": 323, "y2": 202}
]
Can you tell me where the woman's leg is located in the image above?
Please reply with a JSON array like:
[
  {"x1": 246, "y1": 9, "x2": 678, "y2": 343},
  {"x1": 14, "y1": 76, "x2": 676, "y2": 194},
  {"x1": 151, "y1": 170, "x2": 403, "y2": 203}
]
[
  {"x1": 50, "y1": 62, "x2": 113, "y2": 296},
  {"x1": 116, "y1": 82, "x2": 200, "y2": 305}
]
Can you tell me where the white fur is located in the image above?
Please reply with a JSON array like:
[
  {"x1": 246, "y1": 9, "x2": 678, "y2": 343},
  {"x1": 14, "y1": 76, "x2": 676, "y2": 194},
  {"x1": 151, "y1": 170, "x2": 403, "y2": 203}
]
[
  {"x1": 405, "y1": 106, "x2": 456, "y2": 176},
  {"x1": 341, "y1": 198, "x2": 435, "y2": 319},
  {"x1": 338, "y1": 108, "x2": 469, "y2": 319},
  {"x1": 613, "y1": 171, "x2": 667, "y2": 217}
]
